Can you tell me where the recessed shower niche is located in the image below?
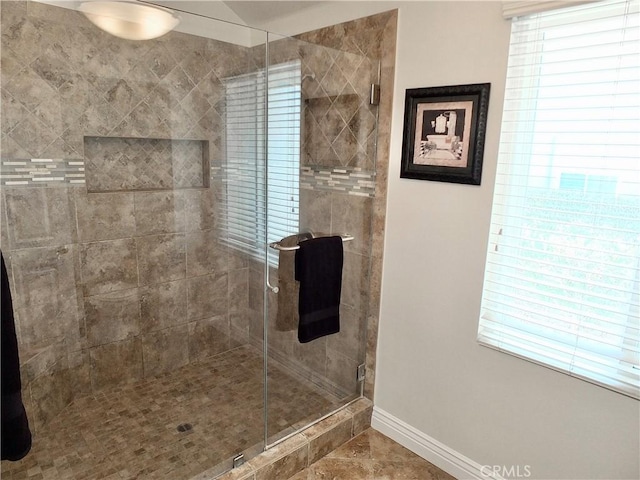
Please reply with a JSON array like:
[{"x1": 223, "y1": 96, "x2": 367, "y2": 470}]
[{"x1": 83, "y1": 136, "x2": 210, "y2": 192}]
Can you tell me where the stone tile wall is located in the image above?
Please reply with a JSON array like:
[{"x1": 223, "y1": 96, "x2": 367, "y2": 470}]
[
  {"x1": 296, "y1": 10, "x2": 398, "y2": 401},
  {"x1": 245, "y1": 12, "x2": 396, "y2": 404},
  {"x1": 264, "y1": 32, "x2": 378, "y2": 172},
  {"x1": 0, "y1": 0, "x2": 398, "y2": 439},
  {"x1": 247, "y1": 188, "x2": 373, "y2": 400},
  {"x1": 0, "y1": 0, "x2": 253, "y2": 430}
]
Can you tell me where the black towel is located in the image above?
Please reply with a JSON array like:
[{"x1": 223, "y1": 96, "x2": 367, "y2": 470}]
[
  {"x1": 1, "y1": 251, "x2": 32, "y2": 461},
  {"x1": 294, "y1": 236, "x2": 343, "y2": 343}
]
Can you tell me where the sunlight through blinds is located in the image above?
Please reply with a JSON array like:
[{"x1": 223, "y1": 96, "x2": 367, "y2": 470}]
[
  {"x1": 478, "y1": 0, "x2": 640, "y2": 398},
  {"x1": 223, "y1": 61, "x2": 301, "y2": 264}
]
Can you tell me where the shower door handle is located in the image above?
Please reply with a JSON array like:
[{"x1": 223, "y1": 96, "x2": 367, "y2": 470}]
[{"x1": 266, "y1": 279, "x2": 279, "y2": 294}]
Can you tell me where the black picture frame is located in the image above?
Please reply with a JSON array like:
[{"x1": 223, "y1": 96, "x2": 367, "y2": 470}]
[{"x1": 400, "y1": 83, "x2": 490, "y2": 185}]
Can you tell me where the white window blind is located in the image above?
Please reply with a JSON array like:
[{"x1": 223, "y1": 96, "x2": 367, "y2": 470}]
[
  {"x1": 266, "y1": 62, "x2": 301, "y2": 264},
  {"x1": 501, "y1": 1, "x2": 595, "y2": 19},
  {"x1": 479, "y1": 0, "x2": 640, "y2": 398},
  {"x1": 223, "y1": 61, "x2": 301, "y2": 264}
]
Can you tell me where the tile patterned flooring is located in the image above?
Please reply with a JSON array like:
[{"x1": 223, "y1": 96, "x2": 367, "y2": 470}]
[
  {"x1": 0, "y1": 346, "x2": 342, "y2": 480},
  {"x1": 290, "y1": 428, "x2": 457, "y2": 480}
]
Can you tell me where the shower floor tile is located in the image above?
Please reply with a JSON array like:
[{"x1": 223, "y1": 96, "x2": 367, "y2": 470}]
[{"x1": 1, "y1": 346, "x2": 340, "y2": 480}]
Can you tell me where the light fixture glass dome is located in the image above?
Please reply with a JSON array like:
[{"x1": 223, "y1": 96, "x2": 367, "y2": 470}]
[{"x1": 79, "y1": 1, "x2": 180, "y2": 41}]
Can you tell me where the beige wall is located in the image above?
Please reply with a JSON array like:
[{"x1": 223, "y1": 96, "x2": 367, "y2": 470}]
[
  {"x1": 381, "y1": 3, "x2": 640, "y2": 479},
  {"x1": 258, "y1": 2, "x2": 640, "y2": 479}
]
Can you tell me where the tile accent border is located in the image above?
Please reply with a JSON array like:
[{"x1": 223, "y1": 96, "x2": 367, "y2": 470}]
[
  {"x1": 216, "y1": 165, "x2": 375, "y2": 198},
  {"x1": 371, "y1": 406, "x2": 503, "y2": 480},
  {"x1": 0, "y1": 161, "x2": 374, "y2": 195},
  {"x1": 300, "y1": 166, "x2": 375, "y2": 197},
  {"x1": 198, "y1": 398, "x2": 373, "y2": 480},
  {"x1": 0, "y1": 159, "x2": 85, "y2": 186}
]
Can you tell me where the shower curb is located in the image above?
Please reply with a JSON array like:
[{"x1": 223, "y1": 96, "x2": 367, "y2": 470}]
[{"x1": 193, "y1": 397, "x2": 372, "y2": 480}]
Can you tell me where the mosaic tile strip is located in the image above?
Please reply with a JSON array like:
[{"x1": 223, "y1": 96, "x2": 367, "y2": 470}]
[
  {"x1": 301, "y1": 166, "x2": 375, "y2": 197},
  {"x1": 217, "y1": 165, "x2": 375, "y2": 197},
  {"x1": 84, "y1": 136, "x2": 209, "y2": 193},
  {"x1": 0, "y1": 159, "x2": 86, "y2": 187}
]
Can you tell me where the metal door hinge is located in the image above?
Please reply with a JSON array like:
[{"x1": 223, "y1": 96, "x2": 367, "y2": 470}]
[
  {"x1": 233, "y1": 453, "x2": 245, "y2": 468},
  {"x1": 370, "y1": 84, "x2": 380, "y2": 105},
  {"x1": 357, "y1": 364, "x2": 366, "y2": 382}
]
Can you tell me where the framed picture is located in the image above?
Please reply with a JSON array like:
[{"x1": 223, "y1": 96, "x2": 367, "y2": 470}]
[{"x1": 400, "y1": 83, "x2": 490, "y2": 185}]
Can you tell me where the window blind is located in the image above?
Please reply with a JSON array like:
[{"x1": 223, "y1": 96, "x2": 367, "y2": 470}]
[
  {"x1": 479, "y1": 0, "x2": 640, "y2": 398},
  {"x1": 223, "y1": 61, "x2": 301, "y2": 264},
  {"x1": 266, "y1": 62, "x2": 301, "y2": 264},
  {"x1": 501, "y1": 1, "x2": 595, "y2": 19}
]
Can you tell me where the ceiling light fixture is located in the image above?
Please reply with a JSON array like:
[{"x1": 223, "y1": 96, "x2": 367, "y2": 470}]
[{"x1": 79, "y1": 1, "x2": 180, "y2": 41}]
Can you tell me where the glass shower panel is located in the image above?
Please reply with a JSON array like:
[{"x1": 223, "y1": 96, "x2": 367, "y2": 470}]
[
  {"x1": 0, "y1": 1, "x2": 267, "y2": 478},
  {"x1": 264, "y1": 32, "x2": 379, "y2": 445}
]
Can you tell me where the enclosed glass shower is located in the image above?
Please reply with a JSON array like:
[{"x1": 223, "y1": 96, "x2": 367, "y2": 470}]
[{"x1": 0, "y1": 1, "x2": 379, "y2": 478}]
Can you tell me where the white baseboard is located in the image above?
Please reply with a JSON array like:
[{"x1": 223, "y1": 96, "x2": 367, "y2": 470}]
[{"x1": 371, "y1": 406, "x2": 503, "y2": 480}]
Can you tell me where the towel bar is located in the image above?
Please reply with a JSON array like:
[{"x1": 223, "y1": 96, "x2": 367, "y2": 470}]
[{"x1": 269, "y1": 234, "x2": 354, "y2": 252}]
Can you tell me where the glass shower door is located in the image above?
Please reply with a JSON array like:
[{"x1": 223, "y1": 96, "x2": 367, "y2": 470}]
[
  {"x1": 264, "y1": 32, "x2": 380, "y2": 445},
  {"x1": 0, "y1": 2, "x2": 271, "y2": 478}
]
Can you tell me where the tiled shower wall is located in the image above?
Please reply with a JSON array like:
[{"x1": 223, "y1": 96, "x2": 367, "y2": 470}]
[
  {"x1": 0, "y1": 0, "x2": 253, "y2": 430},
  {"x1": 244, "y1": 26, "x2": 383, "y2": 397},
  {"x1": 0, "y1": 0, "x2": 396, "y2": 433},
  {"x1": 296, "y1": 11, "x2": 398, "y2": 400}
]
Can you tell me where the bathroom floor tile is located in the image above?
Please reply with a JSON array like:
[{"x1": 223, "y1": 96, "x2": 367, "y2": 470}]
[
  {"x1": 290, "y1": 428, "x2": 457, "y2": 480},
  {"x1": 0, "y1": 346, "x2": 339, "y2": 480}
]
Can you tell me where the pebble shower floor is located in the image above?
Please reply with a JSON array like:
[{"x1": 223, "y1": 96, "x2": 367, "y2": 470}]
[{"x1": 0, "y1": 346, "x2": 339, "y2": 479}]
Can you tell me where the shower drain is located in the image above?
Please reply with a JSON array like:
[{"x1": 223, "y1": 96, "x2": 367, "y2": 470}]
[{"x1": 177, "y1": 423, "x2": 193, "y2": 432}]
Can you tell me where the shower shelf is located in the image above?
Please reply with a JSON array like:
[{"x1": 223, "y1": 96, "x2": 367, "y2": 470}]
[
  {"x1": 83, "y1": 136, "x2": 210, "y2": 192},
  {"x1": 268, "y1": 234, "x2": 354, "y2": 251}
]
